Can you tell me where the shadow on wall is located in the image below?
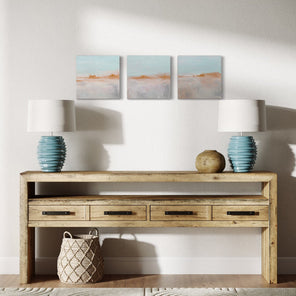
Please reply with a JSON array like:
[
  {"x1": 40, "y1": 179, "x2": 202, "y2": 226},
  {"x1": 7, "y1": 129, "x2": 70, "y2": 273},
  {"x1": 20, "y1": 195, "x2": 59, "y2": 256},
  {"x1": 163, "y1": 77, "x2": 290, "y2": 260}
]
[
  {"x1": 261, "y1": 106, "x2": 296, "y2": 264},
  {"x1": 102, "y1": 234, "x2": 159, "y2": 274},
  {"x1": 72, "y1": 105, "x2": 124, "y2": 171},
  {"x1": 266, "y1": 106, "x2": 296, "y2": 131},
  {"x1": 79, "y1": 0, "x2": 296, "y2": 46}
]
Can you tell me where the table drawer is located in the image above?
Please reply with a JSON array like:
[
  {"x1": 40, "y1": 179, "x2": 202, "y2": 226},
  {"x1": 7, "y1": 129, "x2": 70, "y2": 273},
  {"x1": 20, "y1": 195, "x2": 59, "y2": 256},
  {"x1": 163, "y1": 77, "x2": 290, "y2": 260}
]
[
  {"x1": 150, "y1": 205, "x2": 211, "y2": 221},
  {"x1": 90, "y1": 206, "x2": 147, "y2": 221},
  {"x1": 212, "y1": 206, "x2": 269, "y2": 221},
  {"x1": 29, "y1": 205, "x2": 86, "y2": 221}
]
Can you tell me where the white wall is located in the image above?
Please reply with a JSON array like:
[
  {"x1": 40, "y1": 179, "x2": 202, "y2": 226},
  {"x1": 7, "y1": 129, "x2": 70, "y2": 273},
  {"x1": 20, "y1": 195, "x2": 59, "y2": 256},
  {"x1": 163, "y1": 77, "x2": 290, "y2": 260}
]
[{"x1": 1, "y1": 0, "x2": 296, "y2": 274}]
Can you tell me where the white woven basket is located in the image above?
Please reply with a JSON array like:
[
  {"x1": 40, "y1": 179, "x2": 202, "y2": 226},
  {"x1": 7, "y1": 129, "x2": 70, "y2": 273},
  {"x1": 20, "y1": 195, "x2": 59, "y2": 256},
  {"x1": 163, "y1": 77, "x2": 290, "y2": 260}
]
[{"x1": 57, "y1": 229, "x2": 104, "y2": 283}]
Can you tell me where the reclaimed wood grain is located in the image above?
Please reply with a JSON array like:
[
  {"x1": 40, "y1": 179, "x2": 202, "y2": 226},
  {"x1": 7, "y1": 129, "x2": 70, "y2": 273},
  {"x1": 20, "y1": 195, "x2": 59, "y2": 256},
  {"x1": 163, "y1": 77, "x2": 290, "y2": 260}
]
[{"x1": 20, "y1": 171, "x2": 277, "y2": 284}]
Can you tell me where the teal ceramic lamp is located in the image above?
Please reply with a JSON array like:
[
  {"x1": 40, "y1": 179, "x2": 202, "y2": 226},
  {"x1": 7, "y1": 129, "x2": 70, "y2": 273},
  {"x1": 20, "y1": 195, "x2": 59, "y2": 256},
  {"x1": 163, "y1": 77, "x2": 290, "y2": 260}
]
[
  {"x1": 27, "y1": 100, "x2": 76, "y2": 172},
  {"x1": 218, "y1": 99, "x2": 266, "y2": 172}
]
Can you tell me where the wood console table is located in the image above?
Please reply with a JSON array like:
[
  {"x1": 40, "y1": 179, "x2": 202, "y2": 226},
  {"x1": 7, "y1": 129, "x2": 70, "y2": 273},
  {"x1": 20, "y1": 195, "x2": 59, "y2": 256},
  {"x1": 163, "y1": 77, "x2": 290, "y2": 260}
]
[{"x1": 20, "y1": 171, "x2": 277, "y2": 284}]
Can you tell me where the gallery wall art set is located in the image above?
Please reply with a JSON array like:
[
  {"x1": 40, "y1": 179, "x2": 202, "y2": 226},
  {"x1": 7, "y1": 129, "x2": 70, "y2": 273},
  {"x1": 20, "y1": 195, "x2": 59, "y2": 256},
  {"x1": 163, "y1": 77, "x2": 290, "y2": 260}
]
[{"x1": 76, "y1": 55, "x2": 222, "y2": 100}]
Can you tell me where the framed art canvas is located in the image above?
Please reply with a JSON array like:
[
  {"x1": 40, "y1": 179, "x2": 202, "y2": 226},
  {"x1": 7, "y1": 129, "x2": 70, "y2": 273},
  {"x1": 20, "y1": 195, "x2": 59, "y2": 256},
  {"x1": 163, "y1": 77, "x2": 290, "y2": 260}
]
[
  {"x1": 76, "y1": 55, "x2": 120, "y2": 99},
  {"x1": 127, "y1": 55, "x2": 171, "y2": 99},
  {"x1": 178, "y1": 56, "x2": 222, "y2": 99}
]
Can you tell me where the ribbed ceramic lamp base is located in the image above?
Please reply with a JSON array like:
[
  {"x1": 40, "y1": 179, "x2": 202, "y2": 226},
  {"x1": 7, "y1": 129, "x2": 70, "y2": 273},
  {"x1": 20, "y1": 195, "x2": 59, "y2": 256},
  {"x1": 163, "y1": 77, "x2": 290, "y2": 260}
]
[
  {"x1": 38, "y1": 136, "x2": 66, "y2": 172},
  {"x1": 228, "y1": 136, "x2": 257, "y2": 173}
]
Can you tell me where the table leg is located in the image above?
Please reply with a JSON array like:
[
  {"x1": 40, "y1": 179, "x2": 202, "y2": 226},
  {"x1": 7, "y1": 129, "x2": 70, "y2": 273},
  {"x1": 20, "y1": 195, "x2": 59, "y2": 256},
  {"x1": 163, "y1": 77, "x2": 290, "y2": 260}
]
[
  {"x1": 269, "y1": 175, "x2": 278, "y2": 284},
  {"x1": 261, "y1": 227, "x2": 270, "y2": 283},
  {"x1": 20, "y1": 227, "x2": 35, "y2": 284}
]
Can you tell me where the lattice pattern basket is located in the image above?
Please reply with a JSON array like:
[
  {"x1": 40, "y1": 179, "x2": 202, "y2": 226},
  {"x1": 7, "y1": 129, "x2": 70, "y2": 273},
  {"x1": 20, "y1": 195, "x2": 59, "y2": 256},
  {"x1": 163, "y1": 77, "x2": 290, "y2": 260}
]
[{"x1": 57, "y1": 229, "x2": 104, "y2": 283}]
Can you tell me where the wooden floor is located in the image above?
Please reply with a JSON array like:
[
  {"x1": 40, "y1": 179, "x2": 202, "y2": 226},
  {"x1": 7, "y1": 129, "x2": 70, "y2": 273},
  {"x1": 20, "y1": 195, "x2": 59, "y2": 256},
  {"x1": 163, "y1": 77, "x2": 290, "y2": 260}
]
[{"x1": 1, "y1": 275, "x2": 296, "y2": 288}]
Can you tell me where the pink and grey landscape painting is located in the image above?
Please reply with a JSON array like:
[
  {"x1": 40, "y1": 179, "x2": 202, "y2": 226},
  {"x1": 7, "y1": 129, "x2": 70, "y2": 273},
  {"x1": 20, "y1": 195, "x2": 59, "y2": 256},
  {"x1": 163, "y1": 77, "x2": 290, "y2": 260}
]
[
  {"x1": 178, "y1": 56, "x2": 222, "y2": 99},
  {"x1": 76, "y1": 56, "x2": 120, "y2": 99},
  {"x1": 127, "y1": 56, "x2": 171, "y2": 99}
]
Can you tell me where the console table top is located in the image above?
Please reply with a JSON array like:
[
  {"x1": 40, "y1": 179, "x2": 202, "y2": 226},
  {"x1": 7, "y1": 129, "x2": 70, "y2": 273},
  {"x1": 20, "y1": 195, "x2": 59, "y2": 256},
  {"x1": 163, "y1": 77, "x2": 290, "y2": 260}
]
[{"x1": 21, "y1": 171, "x2": 276, "y2": 182}]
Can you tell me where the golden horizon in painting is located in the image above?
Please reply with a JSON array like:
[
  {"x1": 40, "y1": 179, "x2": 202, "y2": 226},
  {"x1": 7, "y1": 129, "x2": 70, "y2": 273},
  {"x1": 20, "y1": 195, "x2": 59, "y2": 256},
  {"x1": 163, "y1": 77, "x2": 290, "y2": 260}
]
[
  {"x1": 127, "y1": 56, "x2": 171, "y2": 99},
  {"x1": 178, "y1": 56, "x2": 222, "y2": 99},
  {"x1": 76, "y1": 56, "x2": 120, "y2": 99}
]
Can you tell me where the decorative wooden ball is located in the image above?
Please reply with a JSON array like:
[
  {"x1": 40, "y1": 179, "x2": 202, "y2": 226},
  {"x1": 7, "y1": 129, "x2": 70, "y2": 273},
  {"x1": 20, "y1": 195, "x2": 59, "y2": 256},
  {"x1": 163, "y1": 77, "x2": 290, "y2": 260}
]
[{"x1": 195, "y1": 150, "x2": 225, "y2": 173}]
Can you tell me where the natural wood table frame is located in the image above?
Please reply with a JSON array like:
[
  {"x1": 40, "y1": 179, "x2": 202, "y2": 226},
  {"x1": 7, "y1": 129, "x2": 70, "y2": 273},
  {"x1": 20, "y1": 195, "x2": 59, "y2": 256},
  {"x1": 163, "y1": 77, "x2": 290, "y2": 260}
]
[{"x1": 20, "y1": 171, "x2": 277, "y2": 284}]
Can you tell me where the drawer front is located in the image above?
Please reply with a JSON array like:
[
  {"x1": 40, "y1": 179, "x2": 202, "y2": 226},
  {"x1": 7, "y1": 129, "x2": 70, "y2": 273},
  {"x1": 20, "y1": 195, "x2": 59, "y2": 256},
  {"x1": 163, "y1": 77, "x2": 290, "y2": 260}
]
[
  {"x1": 150, "y1": 205, "x2": 211, "y2": 221},
  {"x1": 29, "y1": 206, "x2": 86, "y2": 221},
  {"x1": 212, "y1": 206, "x2": 269, "y2": 221},
  {"x1": 90, "y1": 206, "x2": 147, "y2": 221}
]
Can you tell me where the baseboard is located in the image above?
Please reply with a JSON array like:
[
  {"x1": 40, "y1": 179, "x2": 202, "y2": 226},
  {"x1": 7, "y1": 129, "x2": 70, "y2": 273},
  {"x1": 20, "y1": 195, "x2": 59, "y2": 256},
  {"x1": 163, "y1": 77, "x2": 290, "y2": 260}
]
[
  {"x1": 100, "y1": 257, "x2": 261, "y2": 275},
  {"x1": 1, "y1": 257, "x2": 295, "y2": 275},
  {"x1": 0, "y1": 257, "x2": 19, "y2": 274}
]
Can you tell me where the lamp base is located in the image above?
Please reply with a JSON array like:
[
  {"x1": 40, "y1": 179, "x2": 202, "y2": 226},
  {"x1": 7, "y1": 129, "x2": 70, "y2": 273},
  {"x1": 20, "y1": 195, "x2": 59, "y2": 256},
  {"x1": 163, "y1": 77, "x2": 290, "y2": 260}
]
[
  {"x1": 37, "y1": 136, "x2": 66, "y2": 172},
  {"x1": 228, "y1": 136, "x2": 257, "y2": 173}
]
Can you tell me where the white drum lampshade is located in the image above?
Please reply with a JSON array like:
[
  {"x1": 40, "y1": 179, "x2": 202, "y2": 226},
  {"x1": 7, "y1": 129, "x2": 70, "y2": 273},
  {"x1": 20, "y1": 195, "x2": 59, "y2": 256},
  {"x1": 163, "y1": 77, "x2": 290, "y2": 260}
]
[
  {"x1": 218, "y1": 99, "x2": 266, "y2": 172},
  {"x1": 218, "y1": 99, "x2": 266, "y2": 133},
  {"x1": 27, "y1": 100, "x2": 76, "y2": 133},
  {"x1": 27, "y1": 99, "x2": 76, "y2": 172}
]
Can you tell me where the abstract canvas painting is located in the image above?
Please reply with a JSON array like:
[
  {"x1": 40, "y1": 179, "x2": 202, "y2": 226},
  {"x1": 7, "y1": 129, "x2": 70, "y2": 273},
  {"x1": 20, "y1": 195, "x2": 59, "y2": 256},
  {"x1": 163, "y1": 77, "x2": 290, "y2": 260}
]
[
  {"x1": 127, "y1": 56, "x2": 171, "y2": 99},
  {"x1": 178, "y1": 56, "x2": 222, "y2": 99},
  {"x1": 76, "y1": 55, "x2": 120, "y2": 99}
]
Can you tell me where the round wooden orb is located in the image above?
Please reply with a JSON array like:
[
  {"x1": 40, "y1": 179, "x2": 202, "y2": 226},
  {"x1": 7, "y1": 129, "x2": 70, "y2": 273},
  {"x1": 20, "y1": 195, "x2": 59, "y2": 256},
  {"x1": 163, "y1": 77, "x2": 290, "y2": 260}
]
[{"x1": 195, "y1": 150, "x2": 225, "y2": 173}]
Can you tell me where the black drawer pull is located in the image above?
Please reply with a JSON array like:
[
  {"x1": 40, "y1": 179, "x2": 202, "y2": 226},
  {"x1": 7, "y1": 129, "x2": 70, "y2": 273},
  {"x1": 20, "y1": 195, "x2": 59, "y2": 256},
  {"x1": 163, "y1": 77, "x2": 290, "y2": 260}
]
[
  {"x1": 165, "y1": 211, "x2": 193, "y2": 215},
  {"x1": 104, "y1": 211, "x2": 132, "y2": 215},
  {"x1": 42, "y1": 211, "x2": 70, "y2": 215},
  {"x1": 227, "y1": 211, "x2": 256, "y2": 216}
]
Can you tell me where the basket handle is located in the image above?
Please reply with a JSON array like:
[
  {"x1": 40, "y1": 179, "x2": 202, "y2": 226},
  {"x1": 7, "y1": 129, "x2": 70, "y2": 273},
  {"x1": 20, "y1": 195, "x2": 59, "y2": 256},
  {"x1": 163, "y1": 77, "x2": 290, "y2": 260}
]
[
  {"x1": 63, "y1": 231, "x2": 72, "y2": 239},
  {"x1": 89, "y1": 228, "x2": 99, "y2": 236}
]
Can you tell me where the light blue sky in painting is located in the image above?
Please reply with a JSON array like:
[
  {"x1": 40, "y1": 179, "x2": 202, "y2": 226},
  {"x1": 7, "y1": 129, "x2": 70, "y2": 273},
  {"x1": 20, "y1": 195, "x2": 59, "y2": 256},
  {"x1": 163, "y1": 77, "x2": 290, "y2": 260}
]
[
  {"x1": 127, "y1": 56, "x2": 170, "y2": 77},
  {"x1": 178, "y1": 56, "x2": 221, "y2": 75},
  {"x1": 76, "y1": 55, "x2": 119, "y2": 76}
]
